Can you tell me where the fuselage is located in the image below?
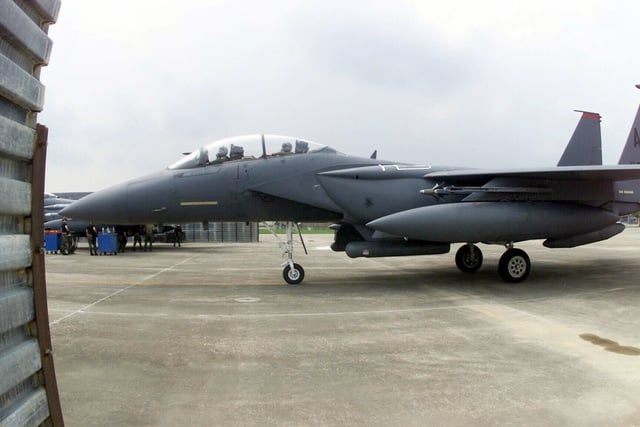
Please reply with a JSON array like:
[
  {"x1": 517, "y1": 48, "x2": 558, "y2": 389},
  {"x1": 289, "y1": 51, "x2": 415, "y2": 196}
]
[
  {"x1": 61, "y1": 135, "x2": 421, "y2": 224},
  {"x1": 60, "y1": 134, "x2": 640, "y2": 248}
]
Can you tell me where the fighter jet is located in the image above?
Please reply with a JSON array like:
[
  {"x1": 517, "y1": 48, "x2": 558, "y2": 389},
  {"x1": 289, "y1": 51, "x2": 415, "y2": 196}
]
[
  {"x1": 61, "y1": 102, "x2": 640, "y2": 284},
  {"x1": 44, "y1": 192, "x2": 75, "y2": 221}
]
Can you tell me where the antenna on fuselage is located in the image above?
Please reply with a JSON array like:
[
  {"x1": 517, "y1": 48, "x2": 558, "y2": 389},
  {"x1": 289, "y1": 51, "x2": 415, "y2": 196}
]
[{"x1": 261, "y1": 134, "x2": 267, "y2": 159}]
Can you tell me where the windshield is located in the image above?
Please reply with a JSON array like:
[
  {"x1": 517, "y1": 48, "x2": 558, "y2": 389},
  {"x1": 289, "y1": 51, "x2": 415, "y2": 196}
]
[{"x1": 168, "y1": 134, "x2": 340, "y2": 170}]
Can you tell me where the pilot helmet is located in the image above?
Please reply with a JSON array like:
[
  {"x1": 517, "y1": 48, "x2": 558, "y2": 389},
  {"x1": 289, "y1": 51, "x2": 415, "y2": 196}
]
[
  {"x1": 216, "y1": 146, "x2": 229, "y2": 158},
  {"x1": 295, "y1": 140, "x2": 309, "y2": 154},
  {"x1": 229, "y1": 144, "x2": 244, "y2": 159}
]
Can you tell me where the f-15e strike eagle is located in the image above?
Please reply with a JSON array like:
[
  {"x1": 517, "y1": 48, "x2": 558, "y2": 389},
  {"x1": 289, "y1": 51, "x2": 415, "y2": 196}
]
[{"x1": 61, "y1": 97, "x2": 640, "y2": 284}]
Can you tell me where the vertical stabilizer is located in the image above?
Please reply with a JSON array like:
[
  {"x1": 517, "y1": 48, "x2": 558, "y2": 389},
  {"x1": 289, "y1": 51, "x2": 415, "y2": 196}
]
[
  {"x1": 557, "y1": 110, "x2": 602, "y2": 166},
  {"x1": 614, "y1": 86, "x2": 640, "y2": 214},
  {"x1": 618, "y1": 99, "x2": 640, "y2": 165}
]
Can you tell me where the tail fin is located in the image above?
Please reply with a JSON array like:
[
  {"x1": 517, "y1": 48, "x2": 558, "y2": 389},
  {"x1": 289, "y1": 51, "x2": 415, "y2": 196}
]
[
  {"x1": 614, "y1": 86, "x2": 640, "y2": 215},
  {"x1": 617, "y1": 102, "x2": 640, "y2": 165},
  {"x1": 557, "y1": 110, "x2": 602, "y2": 166}
]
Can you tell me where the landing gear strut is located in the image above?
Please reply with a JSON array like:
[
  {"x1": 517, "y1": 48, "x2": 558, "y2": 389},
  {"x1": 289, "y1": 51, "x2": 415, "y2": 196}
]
[
  {"x1": 454, "y1": 242, "x2": 531, "y2": 283},
  {"x1": 264, "y1": 221, "x2": 307, "y2": 284},
  {"x1": 281, "y1": 222, "x2": 307, "y2": 284}
]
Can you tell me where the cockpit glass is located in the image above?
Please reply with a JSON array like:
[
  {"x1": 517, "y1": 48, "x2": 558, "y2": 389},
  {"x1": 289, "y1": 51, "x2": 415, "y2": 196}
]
[{"x1": 168, "y1": 135, "x2": 340, "y2": 170}]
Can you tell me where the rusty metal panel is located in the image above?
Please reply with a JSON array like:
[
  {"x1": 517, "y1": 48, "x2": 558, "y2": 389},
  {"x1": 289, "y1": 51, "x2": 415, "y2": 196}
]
[{"x1": 0, "y1": 0, "x2": 62, "y2": 426}]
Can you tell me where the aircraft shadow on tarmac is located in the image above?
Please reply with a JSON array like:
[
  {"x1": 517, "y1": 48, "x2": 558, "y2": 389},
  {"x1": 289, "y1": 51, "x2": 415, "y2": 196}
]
[
  {"x1": 298, "y1": 257, "x2": 640, "y2": 300},
  {"x1": 72, "y1": 242, "x2": 640, "y2": 301}
]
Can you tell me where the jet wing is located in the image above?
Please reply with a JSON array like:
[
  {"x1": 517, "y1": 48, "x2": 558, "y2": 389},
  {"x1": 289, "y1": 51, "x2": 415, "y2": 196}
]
[{"x1": 425, "y1": 165, "x2": 640, "y2": 182}]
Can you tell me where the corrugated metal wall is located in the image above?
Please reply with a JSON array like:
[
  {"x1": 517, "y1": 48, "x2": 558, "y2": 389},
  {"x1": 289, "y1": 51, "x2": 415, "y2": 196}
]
[{"x1": 0, "y1": 1, "x2": 63, "y2": 426}]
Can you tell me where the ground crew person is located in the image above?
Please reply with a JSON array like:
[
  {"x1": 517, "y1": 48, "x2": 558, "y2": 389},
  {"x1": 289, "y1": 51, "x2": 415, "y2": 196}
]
[
  {"x1": 86, "y1": 223, "x2": 98, "y2": 255},
  {"x1": 116, "y1": 226, "x2": 127, "y2": 253},
  {"x1": 133, "y1": 225, "x2": 143, "y2": 251},
  {"x1": 143, "y1": 224, "x2": 153, "y2": 252},
  {"x1": 174, "y1": 224, "x2": 183, "y2": 247},
  {"x1": 61, "y1": 217, "x2": 71, "y2": 255}
]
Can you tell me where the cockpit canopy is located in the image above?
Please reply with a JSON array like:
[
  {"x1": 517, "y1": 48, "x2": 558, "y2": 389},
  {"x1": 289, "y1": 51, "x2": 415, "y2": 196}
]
[{"x1": 168, "y1": 134, "x2": 341, "y2": 170}]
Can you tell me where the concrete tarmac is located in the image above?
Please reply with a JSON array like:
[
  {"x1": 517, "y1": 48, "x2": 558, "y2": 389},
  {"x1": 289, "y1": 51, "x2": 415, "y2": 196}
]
[{"x1": 46, "y1": 229, "x2": 640, "y2": 426}]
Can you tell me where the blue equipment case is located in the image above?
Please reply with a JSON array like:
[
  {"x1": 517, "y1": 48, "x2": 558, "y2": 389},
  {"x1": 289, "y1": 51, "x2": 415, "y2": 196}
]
[
  {"x1": 97, "y1": 233, "x2": 118, "y2": 255},
  {"x1": 45, "y1": 232, "x2": 61, "y2": 253}
]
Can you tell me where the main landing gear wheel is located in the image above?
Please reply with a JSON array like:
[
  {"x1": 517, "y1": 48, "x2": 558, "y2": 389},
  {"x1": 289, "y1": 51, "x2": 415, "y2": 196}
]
[
  {"x1": 455, "y1": 244, "x2": 483, "y2": 273},
  {"x1": 498, "y1": 248, "x2": 530, "y2": 283},
  {"x1": 283, "y1": 263, "x2": 305, "y2": 285}
]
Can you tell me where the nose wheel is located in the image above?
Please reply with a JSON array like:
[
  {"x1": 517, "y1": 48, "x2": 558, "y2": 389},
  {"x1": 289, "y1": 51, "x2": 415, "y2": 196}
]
[
  {"x1": 264, "y1": 221, "x2": 308, "y2": 284},
  {"x1": 283, "y1": 263, "x2": 305, "y2": 284}
]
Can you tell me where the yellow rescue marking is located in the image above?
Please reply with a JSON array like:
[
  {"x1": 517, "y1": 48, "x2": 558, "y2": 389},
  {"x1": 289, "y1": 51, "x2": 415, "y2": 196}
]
[{"x1": 180, "y1": 201, "x2": 218, "y2": 206}]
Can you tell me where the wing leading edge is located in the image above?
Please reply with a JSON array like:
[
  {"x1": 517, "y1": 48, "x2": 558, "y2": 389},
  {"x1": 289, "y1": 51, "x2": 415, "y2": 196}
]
[{"x1": 425, "y1": 165, "x2": 640, "y2": 182}]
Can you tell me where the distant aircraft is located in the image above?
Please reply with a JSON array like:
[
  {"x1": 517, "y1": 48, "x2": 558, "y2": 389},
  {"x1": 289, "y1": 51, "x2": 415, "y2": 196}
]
[
  {"x1": 44, "y1": 217, "x2": 175, "y2": 243},
  {"x1": 44, "y1": 192, "x2": 75, "y2": 221},
  {"x1": 43, "y1": 193, "x2": 176, "y2": 242},
  {"x1": 61, "y1": 101, "x2": 640, "y2": 284}
]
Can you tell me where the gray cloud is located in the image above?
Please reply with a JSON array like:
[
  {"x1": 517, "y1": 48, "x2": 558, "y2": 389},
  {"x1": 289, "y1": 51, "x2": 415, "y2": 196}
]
[{"x1": 40, "y1": 1, "x2": 640, "y2": 191}]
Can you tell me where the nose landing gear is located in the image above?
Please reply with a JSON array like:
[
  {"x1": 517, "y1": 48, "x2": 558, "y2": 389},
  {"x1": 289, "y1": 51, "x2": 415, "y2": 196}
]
[
  {"x1": 264, "y1": 221, "x2": 308, "y2": 284},
  {"x1": 283, "y1": 262, "x2": 305, "y2": 285}
]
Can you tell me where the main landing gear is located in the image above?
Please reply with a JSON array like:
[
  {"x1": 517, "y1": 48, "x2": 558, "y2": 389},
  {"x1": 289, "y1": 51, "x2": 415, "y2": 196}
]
[
  {"x1": 455, "y1": 243, "x2": 531, "y2": 283},
  {"x1": 264, "y1": 221, "x2": 308, "y2": 285},
  {"x1": 455, "y1": 243, "x2": 483, "y2": 273},
  {"x1": 498, "y1": 246, "x2": 530, "y2": 283}
]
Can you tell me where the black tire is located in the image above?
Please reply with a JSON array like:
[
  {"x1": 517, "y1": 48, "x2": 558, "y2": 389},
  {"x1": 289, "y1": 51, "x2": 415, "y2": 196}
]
[
  {"x1": 455, "y1": 244, "x2": 483, "y2": 273},
  {"x1": 498, "y1": 248, "x2": 530, "y2": 283},
  {"x1": 283, "y1": 263, "x2": 305, "y2": 285}
]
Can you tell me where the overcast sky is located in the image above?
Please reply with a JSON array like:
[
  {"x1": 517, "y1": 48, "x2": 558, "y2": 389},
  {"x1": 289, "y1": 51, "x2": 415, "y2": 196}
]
[{"x1": 40, "y1": 0, "x2": 640, "y2": 192}]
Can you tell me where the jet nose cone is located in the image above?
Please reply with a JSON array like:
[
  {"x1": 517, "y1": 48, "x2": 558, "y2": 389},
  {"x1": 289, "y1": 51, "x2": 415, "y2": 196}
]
[{"x1": 60, "y1": 182, "x2": 129, "y2": 223}]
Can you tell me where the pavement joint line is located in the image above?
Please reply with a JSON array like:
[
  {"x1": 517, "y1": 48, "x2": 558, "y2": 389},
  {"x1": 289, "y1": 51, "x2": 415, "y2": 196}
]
[
  {"x1": 46, "y1": 286, "x2": 630, "y2": 322},
  {"x1": 49, "y1": 255, "x2": 199, "y2": 326},
  {"x1": 47, "y1": 302, "x2": 511, "y2": 321}
]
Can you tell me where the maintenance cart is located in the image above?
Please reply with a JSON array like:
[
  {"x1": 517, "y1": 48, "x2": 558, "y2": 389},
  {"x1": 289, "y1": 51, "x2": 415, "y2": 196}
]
[
  {"x1": 44, "y1": 231, "x2": 61, "y2": 254},
  {"x1": 97, "y1": 233, "x2": 118, "y2": 255}
]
